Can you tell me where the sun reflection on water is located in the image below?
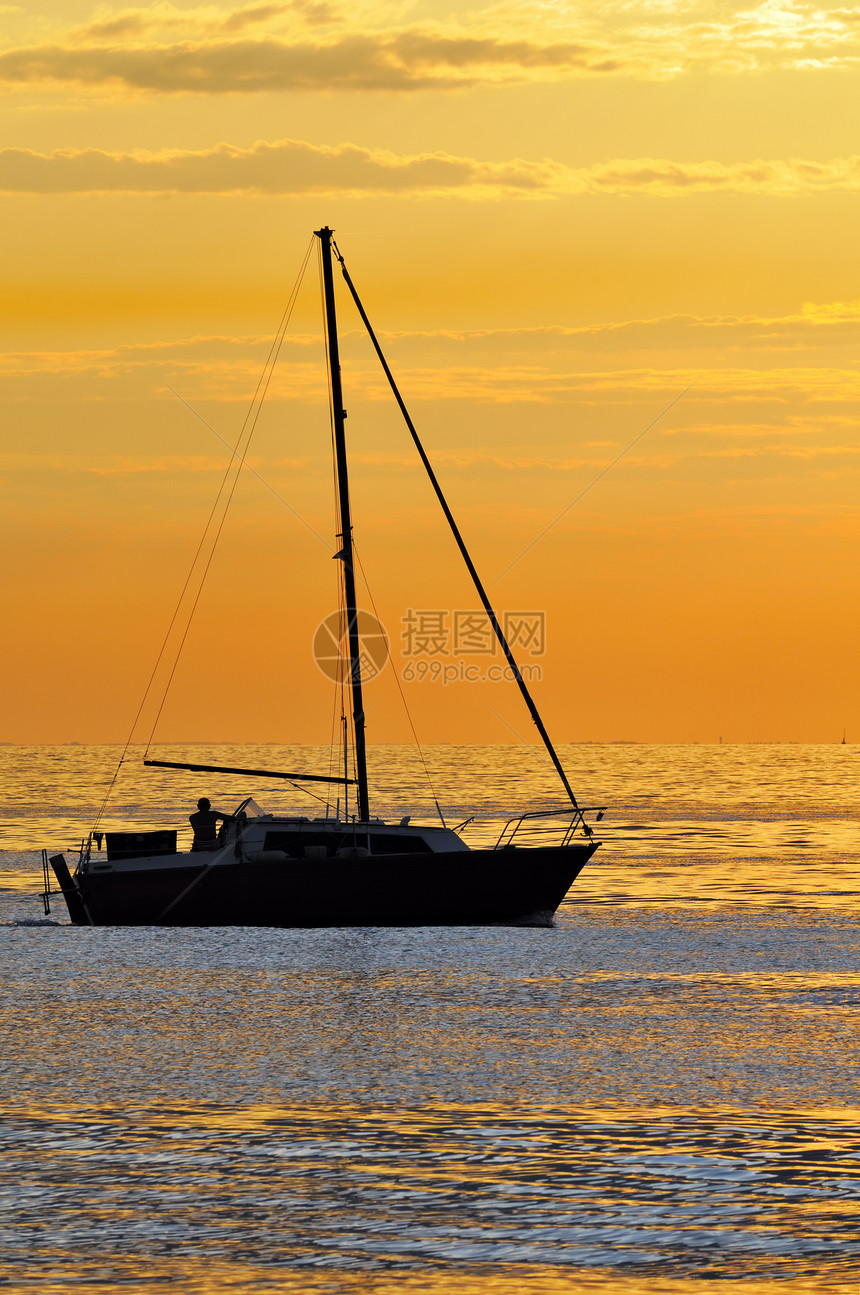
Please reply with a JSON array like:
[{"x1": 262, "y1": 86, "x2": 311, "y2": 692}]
[{"x1": 3, "y1": 1099, "x2": 858, "y2": 1289}]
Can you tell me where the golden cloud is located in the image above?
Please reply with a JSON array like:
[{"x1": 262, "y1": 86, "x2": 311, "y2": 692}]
[
  {"x1": 0, "y1": 451, "x2": 237, "y2": 474},
  {"x1": 3, "y1": 1, "x2": 860, "y2": 95},
  {"x1": 71, "y1": 0, "x2": 345, "y2": 43},
  {"x1": 4, "y1": 139, "x2": 860, "y2": 197},
  {"x1": 0, "y1": 32, "x2": 620, "y2": 93},
  {"x1": 5, "y1": 302, "x2": 860, "y2": 382}
]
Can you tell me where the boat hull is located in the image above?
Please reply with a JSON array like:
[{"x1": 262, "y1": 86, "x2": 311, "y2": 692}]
[{"x1": 58, "y1": 843, "x2": 598, "y2": 927}]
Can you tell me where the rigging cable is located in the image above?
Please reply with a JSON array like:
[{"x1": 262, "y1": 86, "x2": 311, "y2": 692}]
[
  {"x1": 141, "y1": 237, "x2": 316, "y2": 754},
  {"x1": 92, "y1": 236, "x2": 315, "y2": 835}
]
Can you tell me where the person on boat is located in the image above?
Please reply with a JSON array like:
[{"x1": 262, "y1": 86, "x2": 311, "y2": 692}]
[{"x1": 189, "y1": 798, "x2": 228, "y2": 852}]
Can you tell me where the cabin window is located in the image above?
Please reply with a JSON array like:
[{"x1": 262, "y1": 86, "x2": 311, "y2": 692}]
[
  {"x1": 262, "y1": 830, "x2": 432, "y2": 857},
  {"x1": 367, "y1": 834, "x2": 431, "y2": 855},
  {"x1": 105, "y1": 830, "x2": 178, "y2": 861}
]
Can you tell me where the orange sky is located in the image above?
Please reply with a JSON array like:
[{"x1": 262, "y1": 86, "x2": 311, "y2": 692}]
[{"x1": 2, "y1": 0, "x2": 860, "y2": 744}]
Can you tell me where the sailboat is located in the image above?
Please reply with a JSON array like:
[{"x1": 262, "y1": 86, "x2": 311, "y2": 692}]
[{"x1": 43, "y1": 228, "x2": 602, "y2": 927}]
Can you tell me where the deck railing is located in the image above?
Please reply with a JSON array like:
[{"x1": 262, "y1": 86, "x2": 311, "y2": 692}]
[{"x1": 494, "y1": 806, "x2": 605, "y2": 851}]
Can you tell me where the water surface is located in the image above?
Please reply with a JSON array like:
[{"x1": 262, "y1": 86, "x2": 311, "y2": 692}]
[{"x1": 1, "y1": 744, "x2": 857, "y2": 1292}]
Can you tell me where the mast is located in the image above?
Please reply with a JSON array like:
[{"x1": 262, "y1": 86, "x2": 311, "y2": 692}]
[{"x1": 316, "y1": 226, "x2": 371, "y2": 822}]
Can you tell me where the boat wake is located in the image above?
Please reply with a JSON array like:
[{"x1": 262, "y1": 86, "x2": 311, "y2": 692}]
[
  {"x1": 6, "y1": 918, "x2": 61, "y2": 927},
  {"x1": 508, "y1": 910, "x2": 555, "y2": 928}
]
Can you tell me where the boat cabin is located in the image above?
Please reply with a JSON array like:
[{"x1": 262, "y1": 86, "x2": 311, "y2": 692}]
[{"x1": 96, "y1": 798, "x2": 468, "y2": 871}]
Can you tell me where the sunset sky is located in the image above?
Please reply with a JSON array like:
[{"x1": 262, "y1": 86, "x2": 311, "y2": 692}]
[{"x1": 2, "y1": 0, "x2": 860, "y2": 746}]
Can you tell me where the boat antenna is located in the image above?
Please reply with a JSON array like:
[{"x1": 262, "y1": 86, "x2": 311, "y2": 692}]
[
  {"x1": 332, "y1": 237, "x2": 579, "y2": 809},
  {"x1": 316, "y1": 226, "x2": 371, "y2": 822}
]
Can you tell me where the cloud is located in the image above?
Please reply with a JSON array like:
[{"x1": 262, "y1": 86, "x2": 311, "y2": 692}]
[
  {"x1": 72, "y1": 0, "x2": 334, "y2": 42},
  {"x1": 0, "y1": 31, "x2": 624, "y2": 93},
  {"x1": 4, "y1": 1, "x2": 860, "y2": 96},
  {"x1": 0, "y1": 138, "x2": 572, "y2": 195},
  {"x1": 4, "y1": 138, "x2": 860, "y2": 198},
  {"x1": 0, "y1": 139, "x2": 548, "y2": 195},
  {"x1": 579, "y1": 155, "x2": 860, "y2": 195},
  {"x1": 5, "y1": 300, "x2": 860, "y2": 374},
  {"x1": 0, "y1": 451, "x2": 239, "y2": 474},
  {"x1": 4, "y1": 302, "x2": 860, "y2": 428}
]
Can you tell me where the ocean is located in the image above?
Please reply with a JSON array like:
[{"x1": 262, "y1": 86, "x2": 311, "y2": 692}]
[{"x1": 1, "y1": 742, "x2": 857, "y2": 1293}]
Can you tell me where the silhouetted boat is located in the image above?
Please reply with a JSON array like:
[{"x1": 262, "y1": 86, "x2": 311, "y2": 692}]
[{"x1": 44, "y1": 228, "x2": 602, "y2": 927}]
